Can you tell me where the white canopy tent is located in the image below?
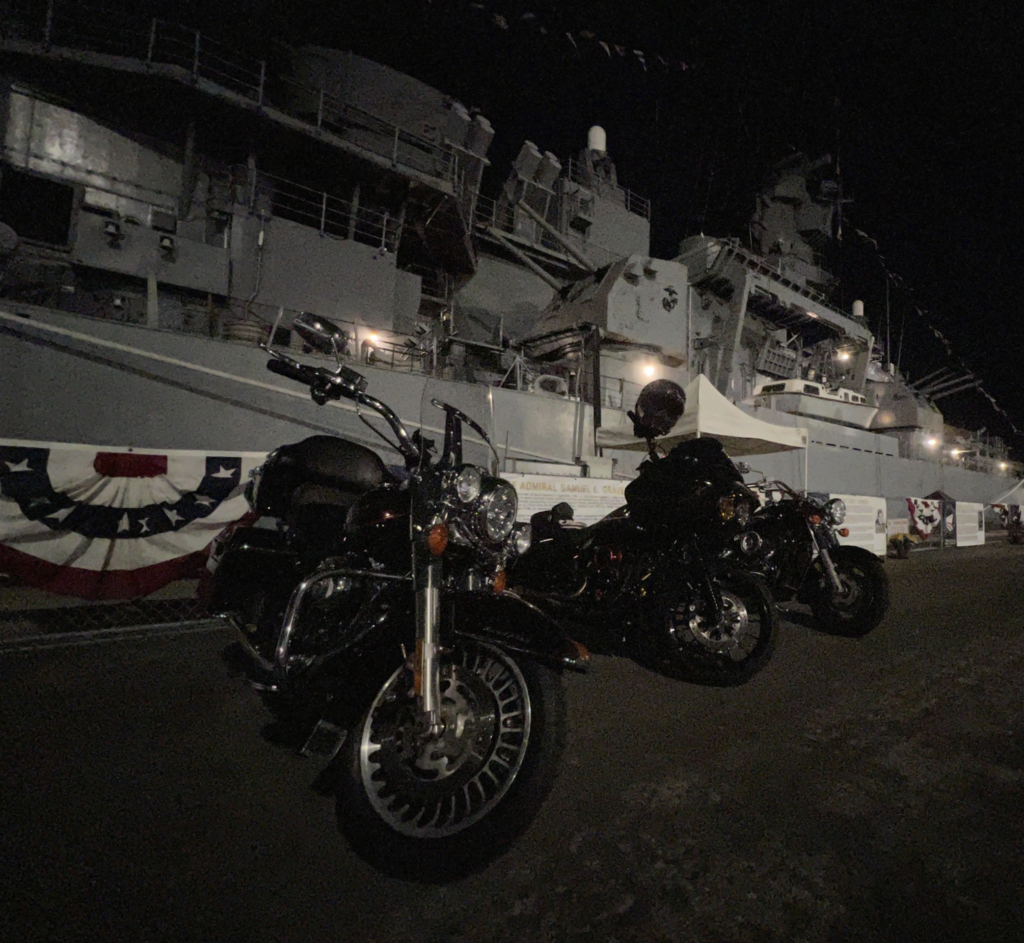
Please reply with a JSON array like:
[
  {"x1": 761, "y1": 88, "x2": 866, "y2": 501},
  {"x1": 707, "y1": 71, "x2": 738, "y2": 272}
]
[
  {"x1": 988, "y1": 478, "x2": 1024, "y2": 506},
  {"x1": 596, "y1": 374, "x2": 809, "y2": 456}
]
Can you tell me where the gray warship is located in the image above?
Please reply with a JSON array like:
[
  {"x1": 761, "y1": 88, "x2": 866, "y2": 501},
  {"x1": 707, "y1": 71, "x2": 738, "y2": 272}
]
[{"x1": 1, "y1": 1, "x2": 1020, "y2": 514}]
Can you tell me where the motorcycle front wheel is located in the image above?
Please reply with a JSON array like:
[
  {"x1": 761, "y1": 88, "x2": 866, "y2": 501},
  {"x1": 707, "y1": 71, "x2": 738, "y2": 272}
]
[
  {"x1": 334, "y1": 638, "x2": 565, "y2": 882},
  {"x1": 809, "y1": 545, "x2": 890, "y2": 637},
  {"x1": 661, "y1": 575, "x2": 779, "y2": 686}
]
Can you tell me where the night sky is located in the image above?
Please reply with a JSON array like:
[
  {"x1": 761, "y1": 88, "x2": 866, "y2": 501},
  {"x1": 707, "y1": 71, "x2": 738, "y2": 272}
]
[{"x1": 175, "y1": 0, "x2": 1023, "y2": 449}]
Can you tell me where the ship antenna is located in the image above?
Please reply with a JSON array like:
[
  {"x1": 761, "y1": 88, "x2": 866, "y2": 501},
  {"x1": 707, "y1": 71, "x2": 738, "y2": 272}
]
[
  {"x1": 885, "y1": 275, "x2": 891, "y2": 371},
  {"x1": 896, "y1": 307, "x2": 906, "y2": 374}
]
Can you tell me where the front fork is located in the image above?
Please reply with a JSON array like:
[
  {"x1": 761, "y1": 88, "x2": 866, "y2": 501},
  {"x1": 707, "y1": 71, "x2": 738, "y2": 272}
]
[
  {"x1": 691, "y1": 540, "x2": 724, "y2": 625},
  {"x1": 413, "y1": 551, "x2": 443, "y2": 735},
  {"x1": 810, "y1": 527, "x2": 845, "y2": 594}
]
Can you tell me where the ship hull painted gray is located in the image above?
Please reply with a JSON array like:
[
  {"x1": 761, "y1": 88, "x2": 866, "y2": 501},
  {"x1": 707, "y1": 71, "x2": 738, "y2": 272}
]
[
  {"x1": 1, "y1": 307, "x2": 588, "y2": 470},
  {"x1": 3, "y1": 307, "x2": 1017, "y2": 509}
]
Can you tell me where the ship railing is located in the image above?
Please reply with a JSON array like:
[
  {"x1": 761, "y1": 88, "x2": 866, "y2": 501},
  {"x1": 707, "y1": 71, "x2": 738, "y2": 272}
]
[
  {"x1": 474, "y1": 194, "x2": 629, "y2": 269},
  {"x1": 564, "y1": 158, "x2": 651, "y2": 220},
  {"x1": 474, "y1": 194, "x2": 517, "y2": 234},
  {"x1": 149, "y1": 21, "x2": 266, "y2": 101},
  {"x1": 225, "y1": 300, "x2": 431, "y2": 375},
  {"x1": 403, "y1": 264, "x2": 455, "y2": 309},
  {"x1": 251, "y1": 170, "x2": 398, "y2": 251},
  {"x1": 3, "y1": 1, "x2": 464, "y2": 196},
  {"x1": 273, "y1": 75, "x2": 459, "y2": 186},
  {"x1": 709, "y1": 240, "x2": 829, "y2": 306},
  {"x1": 600, "y1": 374, "x2": 645, "y2": 411}
]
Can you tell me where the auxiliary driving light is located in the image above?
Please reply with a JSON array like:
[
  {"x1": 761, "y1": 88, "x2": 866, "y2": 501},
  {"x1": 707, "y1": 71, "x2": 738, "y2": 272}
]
[
  {"x1": 427, "y1": 522, "x2": 449, "y2": 556},
  {"x1": 493, "y1": 569, "x2": 507, "y2": 593}
]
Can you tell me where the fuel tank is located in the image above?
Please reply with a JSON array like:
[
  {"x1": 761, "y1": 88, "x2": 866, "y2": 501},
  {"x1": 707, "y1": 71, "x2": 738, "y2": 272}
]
[{"x1": 345, "y1": 486, "x2": 410, "y2": 570}]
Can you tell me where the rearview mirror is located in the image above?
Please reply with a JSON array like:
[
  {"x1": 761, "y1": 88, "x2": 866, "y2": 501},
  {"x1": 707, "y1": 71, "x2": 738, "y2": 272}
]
[
  {"x1": 735, "y1": 461, "x2": 751, "y2": 475},
  {"x1": 293, "y1": 312, "x2": 347, "y2": 356}
]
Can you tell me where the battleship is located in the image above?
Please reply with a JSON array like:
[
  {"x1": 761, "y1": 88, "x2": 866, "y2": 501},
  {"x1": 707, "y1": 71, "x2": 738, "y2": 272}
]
[{"x1": 1, "y1": 2, "x2": 1021, "y2": 593}]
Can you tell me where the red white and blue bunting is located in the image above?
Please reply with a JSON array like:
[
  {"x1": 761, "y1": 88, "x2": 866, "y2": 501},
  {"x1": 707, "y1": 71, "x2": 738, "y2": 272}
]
[{"x1": 0, "y1": 440, "x2": 265, "y2": 600}]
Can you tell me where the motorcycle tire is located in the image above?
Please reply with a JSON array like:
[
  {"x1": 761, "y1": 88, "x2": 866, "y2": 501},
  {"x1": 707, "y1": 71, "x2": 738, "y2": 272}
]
[
  {"x1": 809, "y1": 545, "x2": 890, "y2": 637},
  {"x1": 333, "y1": 638, "x2": 565, "y2": 882},
  {"x1": 661, "y1": 574, "x2": 779, "y2": 686}
]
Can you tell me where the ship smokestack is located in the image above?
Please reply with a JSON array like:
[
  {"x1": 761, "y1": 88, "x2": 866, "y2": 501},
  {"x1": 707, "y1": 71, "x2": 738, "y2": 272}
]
[
  {"x1": 852, "y1": 300, "x2": 865, "y2": 320},
  {"x1": 587, "y1": 125, "x2": 607, "y2": 153}
]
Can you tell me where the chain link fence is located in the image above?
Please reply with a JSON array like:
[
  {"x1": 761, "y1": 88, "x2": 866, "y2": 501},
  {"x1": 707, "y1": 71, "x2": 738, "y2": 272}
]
[{"x1": 0, "y1": 594, "x2": 208, "y2": 643}]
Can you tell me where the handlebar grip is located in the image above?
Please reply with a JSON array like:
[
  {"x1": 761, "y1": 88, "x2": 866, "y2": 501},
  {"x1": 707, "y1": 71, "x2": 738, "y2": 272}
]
[{"x1": 266, "y1": 358, "x2": 318, "y2": 386}]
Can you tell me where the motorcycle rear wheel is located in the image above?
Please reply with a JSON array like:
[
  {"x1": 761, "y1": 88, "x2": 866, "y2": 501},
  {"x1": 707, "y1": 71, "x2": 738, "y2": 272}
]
[
  {"x1": 809, "y1": 545, "x2": 889, "y2": 637},
  {"x1": 334, "y1": 638, "x2": 565, "y2": 882},
  {"x1": 662, "y1": 575, "x2": 779, "y2": 686}
]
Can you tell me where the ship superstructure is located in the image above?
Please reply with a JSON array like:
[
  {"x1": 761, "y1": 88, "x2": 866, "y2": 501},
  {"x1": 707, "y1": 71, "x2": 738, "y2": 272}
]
[{"x1": 1, "y1": 1, "x2": 1019, "y2": 508}]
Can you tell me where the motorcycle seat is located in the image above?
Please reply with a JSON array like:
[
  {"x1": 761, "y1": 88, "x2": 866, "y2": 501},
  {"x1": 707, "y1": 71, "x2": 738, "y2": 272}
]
[
  {"x1": 276, "y1": 435, "x2": 394, "y2": 493},
  {"x1": 256, "y1": 435, "x2": 396, "y2": 519}
]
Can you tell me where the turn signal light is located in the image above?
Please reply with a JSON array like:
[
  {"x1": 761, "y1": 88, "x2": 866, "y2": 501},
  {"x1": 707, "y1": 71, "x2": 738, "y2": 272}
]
[
  {"x1": 493, "y1": 569, "x2": 507, "y2": 594},
  {"x1": 838, "y1": 527, "x2": 850, "y2": 537},
  {"x1": 427, "y1": 522, "x2": 449, "y2": 556}
]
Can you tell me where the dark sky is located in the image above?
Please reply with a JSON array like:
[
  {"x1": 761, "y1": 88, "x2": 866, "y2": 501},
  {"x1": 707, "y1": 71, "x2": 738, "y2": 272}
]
[{"x1": 181, "y1": 0, "x2": 1023, "y2": 448}]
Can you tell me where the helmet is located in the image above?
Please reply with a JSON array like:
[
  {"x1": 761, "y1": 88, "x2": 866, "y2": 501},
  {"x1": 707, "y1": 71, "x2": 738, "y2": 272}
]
[{"x1": 628, "y1": 379, "x2": 686, "y2": 440}]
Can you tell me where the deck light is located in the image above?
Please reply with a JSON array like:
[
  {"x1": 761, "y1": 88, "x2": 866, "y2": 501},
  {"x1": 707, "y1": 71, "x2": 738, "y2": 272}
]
[
  {"x1": 642, "y1": 363, "x2": 656, "y2": 378},
  {"x1": 926, "y1": 437, "x2": 939, "y2": 449}
]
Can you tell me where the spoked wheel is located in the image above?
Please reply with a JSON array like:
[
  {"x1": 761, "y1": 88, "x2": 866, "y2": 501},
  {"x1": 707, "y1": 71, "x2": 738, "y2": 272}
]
[
  {"x1": 663, "y1": 575, "x2": 779, "y2": 686},
  {"x1": 335, "y1": 639, "x2": 565, "y2": 881},
  {"x1": 809, "y1": 545, "x2": 890, "y2": 637}
]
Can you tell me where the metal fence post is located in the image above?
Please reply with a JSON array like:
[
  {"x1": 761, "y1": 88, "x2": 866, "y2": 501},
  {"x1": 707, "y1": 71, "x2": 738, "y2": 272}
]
[
  {"x1": 192, "y1": 30, "x2": 200, "y2": 79},
  {"x1": 319, "y1": 192, "x2": 327, "y2": 236},
  {"x1": 147, "y1": 19, "x2": 157, "y2": 62},
  {"x1": 317, "y1": 88, "x2": 324, "y2": 130},
  {"x1": 44, "y1": 0, "x2": 54, "y2": 45},
  {"x1": 257, "y1": 60, "x2": 266, "y2": 105}
]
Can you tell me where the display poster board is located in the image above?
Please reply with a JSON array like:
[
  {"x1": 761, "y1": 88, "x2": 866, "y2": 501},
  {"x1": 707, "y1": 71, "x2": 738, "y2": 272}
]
[
  {"x1": 828, "y1": 493, "x2": 887, "y2": 557},
  {"x1": 955, "y1": 502, "x2": 986, "y2": 546},
  {"x1": 503, "y1": 475, "x2": 627, "y2": 525}
]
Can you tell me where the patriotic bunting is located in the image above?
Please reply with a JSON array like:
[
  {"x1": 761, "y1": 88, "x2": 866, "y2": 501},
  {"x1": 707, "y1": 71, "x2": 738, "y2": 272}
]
[{"x1": 0, "y1": 440, "x2": 265, "y2": 599}]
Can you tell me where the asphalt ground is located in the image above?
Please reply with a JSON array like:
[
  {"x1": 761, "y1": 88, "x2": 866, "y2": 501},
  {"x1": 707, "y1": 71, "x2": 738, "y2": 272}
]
[{"x1": 1, "y1": 543, "x2": 1022, "y2": 942}]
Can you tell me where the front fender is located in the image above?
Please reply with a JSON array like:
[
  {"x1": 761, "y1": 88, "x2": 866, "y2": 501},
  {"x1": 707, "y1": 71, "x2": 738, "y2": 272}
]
[{"x1": 449, "y1": 591, "x2": 589, "y2": 672}]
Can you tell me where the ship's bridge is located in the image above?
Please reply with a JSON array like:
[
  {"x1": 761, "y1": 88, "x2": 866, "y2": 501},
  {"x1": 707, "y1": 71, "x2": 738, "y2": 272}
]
[{"x1": 680, "y1": 238, "x2": 871, "y2": 347}]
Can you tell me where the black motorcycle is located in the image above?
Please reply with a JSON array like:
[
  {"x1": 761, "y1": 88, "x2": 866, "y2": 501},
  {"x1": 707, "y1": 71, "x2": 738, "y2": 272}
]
[
  {"x1": 200, "y1": 313, "x2": 587, "y2": 881},
  {"x1": 510, "y1": 435, "x2": 779, "y2": 686},
  {"x1": 732, "y1": 475, "x2": 890, "y2": 637}
]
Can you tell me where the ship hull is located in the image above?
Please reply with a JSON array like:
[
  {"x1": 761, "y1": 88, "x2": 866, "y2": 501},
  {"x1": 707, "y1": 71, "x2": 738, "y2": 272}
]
[{"x1": 2, "y1": 306, "x2": 1019, "y2": 511}]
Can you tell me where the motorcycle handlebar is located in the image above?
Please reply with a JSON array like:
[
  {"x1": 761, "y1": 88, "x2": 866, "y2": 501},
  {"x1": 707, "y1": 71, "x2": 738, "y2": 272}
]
[
  {"x1": 266, "y1": 358, "x2": 321, "y2": 387},
  {"x1": 265, "y1": 353, "x2": 421, "y2": 464}
]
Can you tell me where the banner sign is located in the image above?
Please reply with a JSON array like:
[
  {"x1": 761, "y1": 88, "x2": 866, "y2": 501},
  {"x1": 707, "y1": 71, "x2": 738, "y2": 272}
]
[
  {"x1": 0, "y1": 439, "x2": 265, "y2": 600},
  {"x1": 503, "y1": 474, "x2": 626, "y2": 525},
  {"x1": 955, "y1": 502, "x2": 985, "y2": 547},
  {"x1": 828, "y1": 493, "x2": 887, "y2": 556}
]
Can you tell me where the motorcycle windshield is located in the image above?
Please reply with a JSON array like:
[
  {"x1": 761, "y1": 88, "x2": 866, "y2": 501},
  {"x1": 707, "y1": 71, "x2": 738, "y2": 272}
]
[{"x1": 418, "y1": 377, "x2": 498, "y2": 473}]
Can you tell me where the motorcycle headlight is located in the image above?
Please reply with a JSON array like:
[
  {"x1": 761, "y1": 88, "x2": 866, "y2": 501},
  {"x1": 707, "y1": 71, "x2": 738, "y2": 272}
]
[
  {"x1": 455, "y1": 465, "x2": 483, "y2": 504},
  {"x1": 475, "y1": 480, "x2": 518, "y2": 542},
  {"x1": 824, "y1": 498, "x2": 846, "y2": 525},
  {"x1": 512, "y1": 523, "x2": 532, "y2": 555},
  {"x1": 719, "y1": 493, "x2": 754, "y2": 525}
]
